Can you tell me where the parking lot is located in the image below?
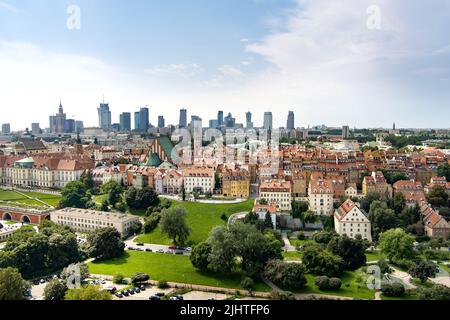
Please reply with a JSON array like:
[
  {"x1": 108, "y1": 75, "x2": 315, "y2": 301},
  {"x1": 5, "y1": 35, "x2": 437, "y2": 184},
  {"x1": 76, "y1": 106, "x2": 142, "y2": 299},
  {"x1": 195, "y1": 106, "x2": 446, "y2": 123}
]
[{"x1": 181, "y1": 291, "x2": 230, "y2": 300}]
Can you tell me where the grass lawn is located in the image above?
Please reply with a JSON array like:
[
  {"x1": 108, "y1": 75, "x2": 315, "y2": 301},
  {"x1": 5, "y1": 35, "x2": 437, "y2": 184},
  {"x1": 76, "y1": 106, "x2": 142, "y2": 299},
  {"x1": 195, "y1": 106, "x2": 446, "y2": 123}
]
[
  {"x1": 136, "y1": 199, "x2": 254, "y2": 245},
  {"x1": 20, "y1": 191, "x2": 61, "y2": 207},
  {"x1": 289, "y1": 239, "x2": 315, "y2": 248},
  {"x1": 365, "y1": 250, "x2": 384, "y2": 262},
  {"x1": 0, "y1": 190, "x2": 47, "y2": 207},
  {"x1": 282, "y1": 251, "x2": 302, "y2": 261},
  {"x1": 295, "y1": 272, "x2": 375, "y2": 300},
  {"x1": 92, "y1": 194, "x2": 108, "y2": 205},
  {"x1": 380, "y1": 293, "x2": 419, "y2": 300},
  {"x1": 88, "y1": 251, "x2": 270, "y2": 292}
]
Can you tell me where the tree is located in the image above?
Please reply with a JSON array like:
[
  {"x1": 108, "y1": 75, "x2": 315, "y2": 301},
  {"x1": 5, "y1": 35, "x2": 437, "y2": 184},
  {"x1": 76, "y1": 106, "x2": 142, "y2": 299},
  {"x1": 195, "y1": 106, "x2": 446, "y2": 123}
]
[
  {"x1": 264, "y1": 212, "x2": 273, "y2": 229},
  {"x1": 107, "y1": 183, "x2": 123, "y2": 206},
  {"x1": 60, "y1": 181, "x2": 89, "y2": 209},
  {"x1": 47, "y1": 233, "x2": 80, "y2": 271},
  {"x1": 427, "y1": 186, "x2": 449, "y2": 207},
  {"x1": 190, "y1": 242, "x2": 212, "y2": 272},
  {"x1": 100, "y1": 200, "x2": 110, "y2": 212},
  {"x1": 291, "y1": 201, "x2": 309, "y2": 219},
  {"x1": 312, "y1": 230, "x2": 338, "y2": 245},
  {"x1": 101, "y1": 180, "x2": 122, "y2": 195},
  {"x1": 43, "y1": 280, "x2": 68, "y2": 301},
  {"x1": 65, "y1": 285, "x2": 111, "y2": 300},
  {"x1": 418, "y1": 284, "x2": 450, "y2": 300},
  {"x1": 302, "y1": 245, "x2": 344, "y2": 277},
  {"x1": 131, "y1": 272, "x2": 150, "y2": 285},
  {"x1": 240, "y1": 277, "x2": 254, "y2": 290},
  {"x1": 125, "y1": 187, "x2": 137, "y2": 209},
  {"x1": 399, "y1": 204, "x2": 421, "y2": 228},
  {"x1": 360, "y1": 192, "x2": 380, "y2": 213},
  {"x1": 369, "y1": 201, "x2": 400, "y2": 240},
  {"x1": 379, "y1": 228, "x2": 416, "y2": 264},
  {"x1": 159, "y1": 207, "x2": 191, "y2": 245},
  {"x1": 388, "y1": 192, "x2": 406, "y2": 214},
  {"x1": 327, "y1": 235, "x2": 367, "y2": 270},
  {"x1": 207, "y1": 226, "x2": 238, "y2": 273},
  {"x1": 408, "y1": 260, "x2": 438, "y2": 283},
  {"x1": 86, "y1": 228, "x2": 125, "y2": 260},
  {"x1": 264, "y1": 259, "x2": 307, "y2": 290},
  {"x1": 128, "y1": 221, "x2": 143, "y2": 236},
  {"x1": 143, "y1": 213, "x2": 161, "y2": 233},
  {"x1": 113, "y1": 274, "x2": 125, "y2": 284},
  {"x1": 314, "y1": 276, "x2": 342, "y2": 290},
  {"x1": 135, "y1": 187, "x2": 160, "y2": 209},
  {"x1": 437, "y1": 163, "x2": 450, "y2": 182},
  {"x1": 0, "y1": 267, "x2": 25, "y2": 300},
  {"x1": 381, "y1": 282, "x2": 405, "y2": 297}
]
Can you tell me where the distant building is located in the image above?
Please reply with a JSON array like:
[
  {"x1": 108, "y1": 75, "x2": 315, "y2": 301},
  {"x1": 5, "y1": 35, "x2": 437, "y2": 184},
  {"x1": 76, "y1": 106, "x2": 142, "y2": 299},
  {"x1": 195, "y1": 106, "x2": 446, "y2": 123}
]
[
  {"x1": 75, "y1": 121, "x2": 84, "y2": 133},
  {"x1": 111, "y1": 123, "x2": 120, "y2": 131},
  {"x1": 139, "y1": 107, "x2": 149, "y2": 132},
  {"x1": 263, "y1": 112, "x2": 273, "y2": 131},
  {"x1": 98, "y1": 102, "x2": 112, "y2": 130},
  {"x1": 31, "y1": 123, "x2": 40, "y2": 135},
  {"x1": 209, "y1": 119, "x2": 218, "y2": 129},
  {"x1": 1, "y1": 123, "x2": 10, "y2": 134},
  {"x1": 246, "y1": 112, "x2": 253, "y2": 129},
  {"x1": 51, "y1": 208, "x2": 140, "y2": 236},
  {"x1": 217, "y1": 111, "x2": 224, "y2": 127},
  {"x1": 179, "y1": 109, "x2": 188, "y2": 128},
  {"x1": 119, "y1": 112, "x2": 131, "y2": 131},
  {"x1": 342, "y1": 125, "x2": 350, "y2": 139},
  {"x1": 134, "y1": 112, "x2": 140, "y2": 131},
  {"x1": 158, "y1": 116, "x2": 165, "y2": 128},
  {"x1": 65, "y1": 119, "x2": 76, "y2": 133},
  {"x1": 362, "y1": 171, "x2": 392, "y2": 198},
  {"x1": 287, "y1": 111, "x2": 295, "y2": 130},
  {"x1": 51, "y1": 101, "x2": 67, "y2": 134},
  {"x1": 225, "y1": 113, "x2": 235, "y2": 128},
  {"x1": 222, "y1": 168, "x2": 250, "y2": 198},
  {"x1": 334, "y1": 199, "x2": 372, "y2": 241}
]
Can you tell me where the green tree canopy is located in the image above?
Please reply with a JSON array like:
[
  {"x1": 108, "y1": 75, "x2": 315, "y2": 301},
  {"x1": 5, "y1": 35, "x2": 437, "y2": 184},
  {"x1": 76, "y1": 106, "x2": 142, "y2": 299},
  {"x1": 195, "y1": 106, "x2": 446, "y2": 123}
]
[
  {"x1": 159, "y1": 206, "x2": 191, "y2": 245},
  {"x1": 0, "y1": 267, "x2": 25, "y2": 300},
  {"x1": 86, "y1": 228, "x2": 125, "y2": 260},
  {"x1": 379, "y1": 228, "x2": 416, "y2": 264}
]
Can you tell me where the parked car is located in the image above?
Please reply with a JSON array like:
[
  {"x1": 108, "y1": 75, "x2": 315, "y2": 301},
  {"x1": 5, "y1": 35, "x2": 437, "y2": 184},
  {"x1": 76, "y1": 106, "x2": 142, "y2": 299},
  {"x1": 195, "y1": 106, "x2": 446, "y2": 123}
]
[
  {"x1": 145, "y1": 248, "x2": 153, "y2": 252},
  {"x1": 165, "y1": 250, "x2": 173, "y2": 254},
  {"x1": 115, "y1": 292, "x2": 123, "y2": 298},
  {"x1": 139, "y1": 285, "x2": 146, "y2": 291},
  {"x1": 39, "y1": 279, "x2": 46, "y2": 284},
  {"x1": 168, "y1": 246, "x2": 177, "y2": 250},
  {"x1": 175, "y1": 251, "x2": 183, "y2": 255},
  {"x1": 122, "y1": 290, "x2": 129, "y2": 297},
  {"x1": 185, "y1": 247, "x2": 192, "y2": 252},
  {"x1": 156, "y1": 249, "x2": 164, "y2": 253},
  {"x1": 107, "y1": 286, "x2": 117, "y2": 293},
  {"x1": 149, "y1": 295, "x2": 160, "y2": 301},
  {"x1": 155, "y1": 292, "x2": 165, "y2": 297},
  {"x1": 134, "y1": 287, "x2": 141, "y2": 293},
  {"x1": 129, "y1": 288, "x2": 136, "y2": 295},
  {"x1": 136, "y1": 243, "x2": 144, "y2": 246}
]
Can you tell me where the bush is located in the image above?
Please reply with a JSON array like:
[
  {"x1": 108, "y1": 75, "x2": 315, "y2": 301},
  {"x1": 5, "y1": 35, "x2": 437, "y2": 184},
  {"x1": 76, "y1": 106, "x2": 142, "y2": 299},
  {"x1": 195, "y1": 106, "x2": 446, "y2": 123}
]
[
  {"x1": 158, "y1": 280, "x2": 169, "y2": 289},
  {"x1": 144, "y1": 213, "x2": 161, "y2": 233},
  {"x1": 418, "y1": 284, "x2": 450, "y2": 300},
  {"x1": 297, "y1": 232, "x2": 306, "y2": 240},
  {"x1": 264, "y1": 259, "x2": 307, "y2": 291},
  {"x1": 240, "y1": 277, "x2": 254, "y2": 290},
  {"x1": 314, "y1": 276, "x2": 342, "y2": 290},
  {"x1": 220, "y1": 213, "x2": 227, "y2": 221},
  {"x1": 381, "y1": 282, "x2": 405, "y2": 296},
  {"x1": 131, "y1": 272, "x2": 150, "y2": 285},
  {"x1": 114, "y1": 202, "x2": 126, "y2": 212},
  {"x1": 113, "y1": 274, "x2": 125, "y2": 284}
]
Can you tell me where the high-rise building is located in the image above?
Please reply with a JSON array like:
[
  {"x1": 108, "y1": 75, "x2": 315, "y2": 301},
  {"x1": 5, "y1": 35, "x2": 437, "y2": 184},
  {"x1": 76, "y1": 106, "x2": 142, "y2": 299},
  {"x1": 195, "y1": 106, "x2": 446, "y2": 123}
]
[
  {"x1": 158, "y1": 116, "x2": 165, "y2": 128},
  {"x1": 342, "y1": 125, "x2": 350, "y2": 139},
  {"x1": 179, "y1": 109, "x2": 187, "y2": 128},
  {"x1": 287, "y1": 111, "x2": 295, "y2": 130},
  {"x1": 263, "y1": 112, "x2": 273, "y2": 131},
  {"x1": 49, "y1": 116, "x2": 57, "y2": 133},
  {"x1": 65, "y1": 119, "x2": 75, "y2": 133},
  {"x1": 75, "y1": 121, "x2": 84, "y2": 133},
  {"x1": 138, "y1": 107, "x2": 149, "y2": 132},
  {"x1": 225, "y1": 113, "x2": 235, "y2": 128},
  {"x1": 209, "y1": 119, "x2": 218, "y2": 128},
  {"x1": 1, "y1": 123, "x2": 11, "y2": 134},
  {"x1": 111, "y1": 123, "x2": 120, "y2": 131},
  {"x1": 246, "y1": 112, "x2": 253, "y2": 129},
  {"x1": 120, "y1": 112, "x2": 131, "y2": 131},
  {"x1": 134, "y1": 112, "x2": 140, "y2": 131},
  {"x1": 217, "y1": 111, "x2": 224, "y2": 127},
  {"x1": 55, "y1": 101, "x2": 66, "y2": 134},
  {"x1": 31, "y1": 123, "x2": 40, "y2": 135},
  {"x1": 98, "y1": 101, "x2": 112, "y2": 130}
]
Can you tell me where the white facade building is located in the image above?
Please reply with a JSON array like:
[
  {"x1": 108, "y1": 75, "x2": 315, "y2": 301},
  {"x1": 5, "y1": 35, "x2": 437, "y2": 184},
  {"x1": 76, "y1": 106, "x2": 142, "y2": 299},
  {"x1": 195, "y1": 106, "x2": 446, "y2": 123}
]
[{"x1": 334, "y1": 199, "x2": 372, "y2": 242}]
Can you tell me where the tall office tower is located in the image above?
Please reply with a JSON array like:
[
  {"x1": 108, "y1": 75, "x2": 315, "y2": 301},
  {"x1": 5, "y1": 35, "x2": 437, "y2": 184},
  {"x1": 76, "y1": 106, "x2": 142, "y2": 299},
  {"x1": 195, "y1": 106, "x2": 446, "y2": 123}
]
[
  {"x1": 287, "y1": 111, "x2": 295, "y2": 130},
  {"x1": 54, "y1": 100, "x2": 67, "y2": 134},
  {"x1": 119, "y1": 112, "x2": 131, "y2": 131},
  {"x1": 64, "y1": 119, "x2": 75, "y2": 133},
  {"x1": 225, "y1": 113, "x2": 235, "y2": 128},
  {"x1": 217, "y1": 110, "x2": 224, "y2": 127},
  {"x1": 209, "y1": 119, "x2": 218, "y2": 128},
  {"x1": 134, "y1": 112, "x2": 140, "y2": 131},
  {"x1": 1, "y1": 123, "x2": 11, "y2": 134},
  {"x1": 342, "y1": 125, "x2": 350, "y2": 139},
  {"x1": 31, "y1": 123, "x2": 40, "y2": 135},
  {"x1": 98, "y1": 101, "x2": 112, "y2": 130},
  {"x1": 246, "y1": 112, "x2": 253, "y2": 129},
  {"x1": 139, "y1": 107, "x2": 149, "y2": 132},
  {"x1": 263, "y1": 112, "x2": 273, "y2": 131},
  {"x1": 179, "y1": 109, "x2": 187, "y2": 128},
  {"x1": 190, "y1": 116, "x2": 202, "y2": 159},
  {"x1": 75, "y1": 121, "x2": 84, "y2": 133},
  {"x1": 158, "y1": 116, "x2": 165, "y2": 128}
]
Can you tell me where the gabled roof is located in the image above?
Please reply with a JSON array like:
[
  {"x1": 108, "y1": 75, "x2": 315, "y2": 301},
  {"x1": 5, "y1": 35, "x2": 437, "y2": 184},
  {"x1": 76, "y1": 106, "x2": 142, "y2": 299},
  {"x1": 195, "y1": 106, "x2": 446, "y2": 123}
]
[{"x1": 334, "y1": 199, "x2": 368, "y2": 222}]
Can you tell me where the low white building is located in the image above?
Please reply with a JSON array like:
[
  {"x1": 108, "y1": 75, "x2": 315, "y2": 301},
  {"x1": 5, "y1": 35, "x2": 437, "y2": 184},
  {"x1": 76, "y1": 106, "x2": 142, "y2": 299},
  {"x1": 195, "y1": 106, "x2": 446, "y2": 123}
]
[
  {"x1": 51, "y1": 208, "x2": 140, "y2": 236},
  {"x1": 182, "y1": 167, "x2": 214, "y2": 194},
  {"x1": 334, "y1": 199, "x2": 372, "y2": 242}
]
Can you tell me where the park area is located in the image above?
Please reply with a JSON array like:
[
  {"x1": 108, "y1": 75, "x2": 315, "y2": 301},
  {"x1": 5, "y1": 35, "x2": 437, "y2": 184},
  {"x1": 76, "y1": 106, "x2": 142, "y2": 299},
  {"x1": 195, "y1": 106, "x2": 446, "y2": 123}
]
[
  {"x1": 135, "y1": 199, "x2": 254, "y2": 245},
  {"x1": 0, "y1": 189, "x2": 61, "y2": 209},
  {"x1": 88, "y1": 250, "x2": 271, "y2": 292}
]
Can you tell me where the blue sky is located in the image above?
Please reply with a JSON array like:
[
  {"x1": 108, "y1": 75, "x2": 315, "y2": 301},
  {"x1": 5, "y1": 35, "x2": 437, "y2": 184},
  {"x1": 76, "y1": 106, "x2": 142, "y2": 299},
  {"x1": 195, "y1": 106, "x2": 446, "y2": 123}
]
[{"x1": 0, "y1": 0, "x2": 449, "y2": 130}]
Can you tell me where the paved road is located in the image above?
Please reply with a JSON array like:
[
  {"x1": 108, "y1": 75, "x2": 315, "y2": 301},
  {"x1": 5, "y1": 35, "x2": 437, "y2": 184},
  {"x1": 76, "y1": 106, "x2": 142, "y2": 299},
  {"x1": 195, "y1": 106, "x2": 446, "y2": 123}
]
[
  {"x1": 227, "y1": 212, "x2": 248, "y2": 226},
  {"x1": 389, "y1": 267, "x2": 417, "y2": 290},
  {"x1": 431, "y1": 265, "x2": 450, "y2": 288},
  {"x1": 281, "y1": 231, "x2": 296, "y2": 252}
]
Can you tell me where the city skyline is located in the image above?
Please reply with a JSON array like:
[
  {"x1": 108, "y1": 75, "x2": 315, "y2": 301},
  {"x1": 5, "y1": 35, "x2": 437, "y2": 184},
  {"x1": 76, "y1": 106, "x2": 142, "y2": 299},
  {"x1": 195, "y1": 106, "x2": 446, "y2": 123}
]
[{"x1": 1, "y1": 0, "x2": 450, "y2": 130}]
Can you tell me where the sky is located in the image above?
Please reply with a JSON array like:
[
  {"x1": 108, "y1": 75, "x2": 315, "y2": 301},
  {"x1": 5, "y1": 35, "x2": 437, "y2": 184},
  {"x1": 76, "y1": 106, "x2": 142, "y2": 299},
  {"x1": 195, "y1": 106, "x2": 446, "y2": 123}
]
[{"x1": 0, "y1": 0, "x2": 449, "y2": 131}]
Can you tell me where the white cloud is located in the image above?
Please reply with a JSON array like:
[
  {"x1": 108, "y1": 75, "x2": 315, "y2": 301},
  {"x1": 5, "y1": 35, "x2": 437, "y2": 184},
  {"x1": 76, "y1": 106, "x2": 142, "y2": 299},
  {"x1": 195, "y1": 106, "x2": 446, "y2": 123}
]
[
  {"x1": 217, "y1": 65, "x2": 245, "y2": 79},
  {"x1": 0, "y1": 1, "x2": 19, "y2": 13},
  {"x1": 240, "y1": 38, "x2": 249, "y2": 43},
  {"x1": 144, "y1": 63, "x2": 204, "y2": 78}
]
